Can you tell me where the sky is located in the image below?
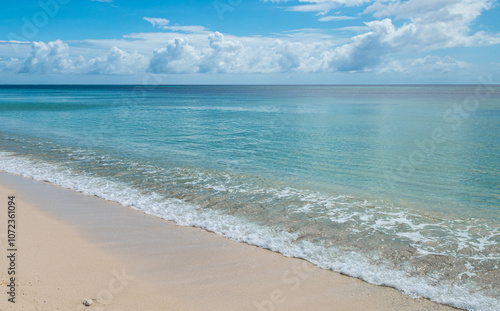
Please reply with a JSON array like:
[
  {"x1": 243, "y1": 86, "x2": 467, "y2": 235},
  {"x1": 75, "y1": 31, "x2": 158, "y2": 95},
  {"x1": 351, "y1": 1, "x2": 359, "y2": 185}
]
[{"x1": 0, "y1": 0, "x2": 499, "y2": 84}]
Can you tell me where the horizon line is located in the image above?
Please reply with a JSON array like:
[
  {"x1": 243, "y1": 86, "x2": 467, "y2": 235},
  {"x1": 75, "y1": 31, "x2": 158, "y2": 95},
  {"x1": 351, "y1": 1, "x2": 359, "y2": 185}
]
[{"x1": 1, "y1": 83, "x2": 499, "y2": 87}]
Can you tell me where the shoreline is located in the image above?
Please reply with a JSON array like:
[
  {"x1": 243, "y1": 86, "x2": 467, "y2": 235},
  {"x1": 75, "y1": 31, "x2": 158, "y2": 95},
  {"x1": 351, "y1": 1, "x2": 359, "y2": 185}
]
[{"x1": 0, "y1": 171, "x2": 460, "y2": 310}]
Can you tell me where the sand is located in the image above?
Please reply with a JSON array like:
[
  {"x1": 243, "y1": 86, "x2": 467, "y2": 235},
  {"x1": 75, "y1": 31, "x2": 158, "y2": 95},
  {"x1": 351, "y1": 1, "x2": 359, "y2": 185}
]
[{"x1": 0, "y1": 171, "x2": 459, "y2": 311}]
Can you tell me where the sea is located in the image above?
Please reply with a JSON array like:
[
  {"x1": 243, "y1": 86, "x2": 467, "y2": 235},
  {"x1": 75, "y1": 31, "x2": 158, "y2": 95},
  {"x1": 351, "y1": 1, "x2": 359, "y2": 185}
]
[{"x1": 0, "y1": 85, "x2": 498, "y2": 310}]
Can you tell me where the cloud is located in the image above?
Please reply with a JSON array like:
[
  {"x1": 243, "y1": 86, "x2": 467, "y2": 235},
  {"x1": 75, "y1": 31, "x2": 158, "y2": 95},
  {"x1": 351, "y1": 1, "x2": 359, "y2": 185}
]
[
  {"x1": 143, "y1": 17, "x2": 170, "y2": 28},
  {"x1": 2, "y1": 40, "x2": 148, "y2": 75},
  {"x1": 10, "y1": 40, "x2": 74, "y2": 74},
  {"x1": 322, "y1": 18, "x2": 403, "y2": 72},
  {"x1": 363, "y1": 0, "x2": 500, "y2": 49},
  {"x1": 143, "y1": 6, "x2": 493, "y2": 76},
  {"x1": 3, "y1": 0, "x2": 497, "y2": 78},
  {"x1": 148, "y1": 32, "x2": 334, "y2": 74},
  {"x1": 265, "y1": 0, "x2": 372, "y2": 15},
  {"x1": 321, "y1": 11, "x2": 490, "y2": 72},
  {"x1": 148, "y1": 38, "x2": 202, "y2": 74},
  {"x1": 85, "y1": 46, "x2": 149, "y2": 75},
  {"x1": 365, "y1": 0, "x2": 492, "y2": 22},
  {"x1": 377, "y1": 55, "x2": 469, "y2": 74},
  {"x1": 2, "y1": 58, "x2": 22, "y2": 72},
  {"x1": 1, "y1": 30, "x2": 474, "y2": 77},
  {"x1": 272, "y1": 0, "x2": 499, "y2": 72},
  {"x1": 161, "y1": 25, "x2": 208, "y2": 33},
  {"x1": 318, "y1": 15, "x2": 357, "y2": 22},
  {"x1": 410, "y1": 55, "x2": 469, "y2": 72},
  {"x1": 198, "y1": 32, "x2": 248, "y2": 73},
  {"x1": 0, "y1": 0, "x2": 497, "y2": 83},
  {"x1": 266, "y1": 0, "x2": 500, "y2": 50},
  {"x1": 142, "y1": 17, "x2": 208, "y2": 34},
  {"x1": 0, "y1": 40, "x2": 30, "y2": 44}
]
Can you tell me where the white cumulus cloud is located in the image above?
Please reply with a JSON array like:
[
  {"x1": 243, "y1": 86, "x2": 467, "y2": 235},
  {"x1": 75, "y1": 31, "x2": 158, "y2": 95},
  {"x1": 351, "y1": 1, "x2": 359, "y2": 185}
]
[
  {"x1": 2, "y1": 40, "x2": 148, "y2": 75},
  {"x1": 85, "y1": 46, "x2": 149, "y2": 75},
  {"x1": 364, "y1": 0, "x2": 500, "y2": 49},
  {"x1": 148, "y1": 38, "x2": 202, "y2": 74},
  {"x1": 3, "y1": 0, "x2": 498, "y2": 78},
  {"x1": 198, "y1": 32, "x2": 249, "y2": 73},
  {"x1": 14, "y1": 40, "x2": 74, "y2": 74},
  {"x1": 267, "y1": 0, "x2": 500, "y2": 49},
  {"x1": 147, "y1": 32, "x2": 336, "y2": 74}
]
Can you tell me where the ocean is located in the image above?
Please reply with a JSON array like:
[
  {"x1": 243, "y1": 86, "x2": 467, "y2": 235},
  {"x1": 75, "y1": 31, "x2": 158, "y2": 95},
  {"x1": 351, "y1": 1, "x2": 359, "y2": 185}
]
[{"x1": 0, "y1": 85, "x2": 498, "y2": 310}]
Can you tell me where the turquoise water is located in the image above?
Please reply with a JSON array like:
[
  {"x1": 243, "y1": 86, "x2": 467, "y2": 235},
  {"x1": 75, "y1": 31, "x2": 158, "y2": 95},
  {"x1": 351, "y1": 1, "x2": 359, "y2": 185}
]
[{"x1": 0, "y1": 85, "x2": 499, "y2": 310}]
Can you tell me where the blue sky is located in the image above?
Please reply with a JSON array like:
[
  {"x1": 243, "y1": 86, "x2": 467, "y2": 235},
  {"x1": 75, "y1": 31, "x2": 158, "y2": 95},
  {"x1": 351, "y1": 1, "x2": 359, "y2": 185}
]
[{"x1": 0, "y1": 0, "x2": 499, "y2": 84}]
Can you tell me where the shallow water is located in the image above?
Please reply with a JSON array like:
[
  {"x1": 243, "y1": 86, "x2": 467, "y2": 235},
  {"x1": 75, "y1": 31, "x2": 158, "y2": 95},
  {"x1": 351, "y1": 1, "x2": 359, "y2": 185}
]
[{"x1": 0, "y1": 85, "x2": 499, "y2": 310}]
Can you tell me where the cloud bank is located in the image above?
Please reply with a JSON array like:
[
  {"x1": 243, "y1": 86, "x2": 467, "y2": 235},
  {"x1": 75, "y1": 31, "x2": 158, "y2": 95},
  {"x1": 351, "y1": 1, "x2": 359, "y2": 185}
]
[
  {"x1": 3, "y1": 40, "x2": 148, "y2": 75},
  {"x1": 1, "y1": 0, "x2": 498, "y2": 76}
]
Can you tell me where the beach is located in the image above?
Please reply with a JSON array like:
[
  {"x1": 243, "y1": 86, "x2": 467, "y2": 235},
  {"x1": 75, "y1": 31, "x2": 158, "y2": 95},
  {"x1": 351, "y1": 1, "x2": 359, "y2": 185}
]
[
  {"x1": 0, "y1": 171, "x2": 459, "y2": 311},
  {"x1": 1, "y1": 0, "x2": 500, "y2": 306}
]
